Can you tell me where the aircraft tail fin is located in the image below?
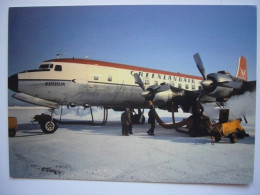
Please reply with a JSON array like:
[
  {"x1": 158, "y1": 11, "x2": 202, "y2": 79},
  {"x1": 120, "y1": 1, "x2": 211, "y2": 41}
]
[{"x1": 236, "y1": 56, "x2": 248, "y2": 81}]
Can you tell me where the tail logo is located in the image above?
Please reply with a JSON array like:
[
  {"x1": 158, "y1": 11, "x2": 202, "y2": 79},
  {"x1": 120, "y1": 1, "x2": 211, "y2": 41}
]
[
  {"x1": 236, "y1": 56, "x2": 248, "y2": 81},
  {"x1": 239, "y1": 69, "x2": 247, "y2": 78}
]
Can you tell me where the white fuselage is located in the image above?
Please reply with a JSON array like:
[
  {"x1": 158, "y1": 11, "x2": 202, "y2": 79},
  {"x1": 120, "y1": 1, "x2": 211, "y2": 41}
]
[{"x1": 16, "y1": 58, "x2": 202, "y2": 108}]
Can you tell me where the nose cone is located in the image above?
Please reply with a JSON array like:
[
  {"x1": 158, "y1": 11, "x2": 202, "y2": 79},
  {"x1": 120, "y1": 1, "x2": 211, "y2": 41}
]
[{"x1": 8, "y1": 74, "x2": 18, "y2": 92}]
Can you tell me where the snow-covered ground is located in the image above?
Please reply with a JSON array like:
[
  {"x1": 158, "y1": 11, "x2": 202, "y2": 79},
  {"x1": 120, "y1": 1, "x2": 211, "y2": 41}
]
[{"x1": 8, "y1": 106, "x2": 255, "y2": 184}]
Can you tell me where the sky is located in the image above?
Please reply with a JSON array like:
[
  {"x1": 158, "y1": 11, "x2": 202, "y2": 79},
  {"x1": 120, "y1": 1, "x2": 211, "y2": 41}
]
[
  {"x1": 8, "y1": 5, "x2": 256, "y2": 80},
  {"x1": 8, "y1": 5, "x2": 257, "y2": 106}
]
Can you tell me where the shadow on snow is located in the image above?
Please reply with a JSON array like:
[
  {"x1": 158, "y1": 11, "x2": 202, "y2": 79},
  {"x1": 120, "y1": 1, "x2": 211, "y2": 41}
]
[{"x1": 14, "y1": 120, "x2": 255, "y2": 145}]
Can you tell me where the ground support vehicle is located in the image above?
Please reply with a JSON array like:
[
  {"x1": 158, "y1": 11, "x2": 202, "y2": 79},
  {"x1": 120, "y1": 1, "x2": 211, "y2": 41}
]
[
  {"x1": 8, "y1": 117, "x2": 17, "y2": 137},
  {"x1": 210, "y1": 119, "x2": 248, "y2": 143}
]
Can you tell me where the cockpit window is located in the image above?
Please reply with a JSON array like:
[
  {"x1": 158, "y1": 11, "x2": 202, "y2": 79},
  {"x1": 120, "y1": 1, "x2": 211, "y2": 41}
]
[
  {"x1": 55, "y1": 65, "x2": 62, "y2": 71},
  {"x1": 39, "y1": 64, "x2": 54, "y2": 69},
  {"x1": 39, "y1": 64, "x2": 49, "y2": 69}
]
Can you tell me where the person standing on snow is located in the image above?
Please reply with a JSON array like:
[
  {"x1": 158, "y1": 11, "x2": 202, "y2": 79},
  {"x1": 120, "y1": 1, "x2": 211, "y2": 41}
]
[
  {"x1": 147, "y1": 102, "x2": 156, "y2": 136},
  {"x1": 121, "y1": 108, "x2": 132, "y2": 136}
]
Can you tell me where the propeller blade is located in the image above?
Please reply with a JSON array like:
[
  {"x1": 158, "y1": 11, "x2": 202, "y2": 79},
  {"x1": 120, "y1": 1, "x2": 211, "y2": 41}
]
[
  {"x1": 134, "y1": 73, "x2": 145, "y2": 91},
  {"x1": 194, "y1": 53, "x2": 207, "y2": 80},
  {"x1": 217, "y1": 80, "x2": 243, "y2": 89},
  {"x1": 141, "y1": 91, "x2": 151, "y2": 97},
  {"x1": 142, "y1": 86, "x2": 161, "y2": 100}
]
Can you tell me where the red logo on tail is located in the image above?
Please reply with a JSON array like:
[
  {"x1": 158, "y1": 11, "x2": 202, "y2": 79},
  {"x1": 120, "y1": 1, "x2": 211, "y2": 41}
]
[{"x1": 236, "y1": 56, "x2": 248, "y2": 81}]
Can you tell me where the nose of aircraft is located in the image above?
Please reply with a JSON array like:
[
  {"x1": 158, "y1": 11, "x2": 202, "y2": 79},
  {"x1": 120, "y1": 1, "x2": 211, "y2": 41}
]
[{"x1": 8, "y1": 74, "x2": 18, "y2": 92}]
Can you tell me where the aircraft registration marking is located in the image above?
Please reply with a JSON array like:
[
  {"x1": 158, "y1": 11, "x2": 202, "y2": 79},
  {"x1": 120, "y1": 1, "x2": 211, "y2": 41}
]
[{"x1": 45, "y1": 82, "x2": 65, "y2": 86}]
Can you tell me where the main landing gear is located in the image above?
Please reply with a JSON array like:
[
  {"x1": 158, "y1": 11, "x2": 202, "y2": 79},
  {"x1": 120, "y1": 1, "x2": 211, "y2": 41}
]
[
  {"x1": 131, "y1": 109, "x2": 145, "y2": 124},
  {"x1": 33, "y1": 106, "x2": 108, "y2": 134}
]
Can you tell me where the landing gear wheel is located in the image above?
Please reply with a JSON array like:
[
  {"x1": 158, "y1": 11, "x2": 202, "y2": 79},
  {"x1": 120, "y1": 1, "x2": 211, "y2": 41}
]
[
  {"x1": 215, "y1": 137, "x2": 221, "y2": 142},
  {"x1": 131, "y1": 114, "x2": 145, "y2": 124},
  {"x1": 237, "y1": 129, "x2": 246, "y2": 139},
  {"x1": 9, "y1": 128, "x2": 16, "y2": 137},
  {"x1": 41, "y1": 120, "x2": 58, "y2": 134},
  {"x1": 229, "y1": 133, "x2": 238, "y2": 143}
]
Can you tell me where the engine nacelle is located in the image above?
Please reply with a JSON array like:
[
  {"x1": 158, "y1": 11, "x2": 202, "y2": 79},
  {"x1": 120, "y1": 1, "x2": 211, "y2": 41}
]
[
  {"x1": 153, "y1": 89, "x2": 173, "y2": 107},
  {"x1": 208, "y1": 86, "x2": 233, "y2": 99},
  {"x1": 205, "y1": 73, "x2": 234, "y2": 98}
]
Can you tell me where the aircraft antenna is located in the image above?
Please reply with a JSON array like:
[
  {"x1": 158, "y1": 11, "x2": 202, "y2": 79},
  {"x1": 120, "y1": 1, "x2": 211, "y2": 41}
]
[{"x1": 56, "y1": 53, "x2": 61, "y2": 59}]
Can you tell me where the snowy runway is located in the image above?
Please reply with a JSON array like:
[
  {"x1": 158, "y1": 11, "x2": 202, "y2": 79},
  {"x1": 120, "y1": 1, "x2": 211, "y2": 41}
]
[{"x1": 8, "y1": 107, "x2": 255, "y2": 184}]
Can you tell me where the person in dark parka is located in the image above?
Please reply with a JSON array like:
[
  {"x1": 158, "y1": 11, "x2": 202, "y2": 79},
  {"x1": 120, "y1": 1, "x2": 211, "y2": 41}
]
[
  {"x1": 147, "y1": 106, "x2": 156, "y2": 136},
  {"x1": 128, "y1": 109, "x2": 133, "y2": 134},
  {"x1": 121, "y1": 108, "x2": 132, "y2": 136},
  {"x1": 190, "y1": 102, "x2": 204, "y2": 137}
]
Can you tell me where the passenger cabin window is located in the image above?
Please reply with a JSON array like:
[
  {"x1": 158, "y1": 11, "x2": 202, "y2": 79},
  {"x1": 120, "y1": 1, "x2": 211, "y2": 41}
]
[
  {"x1": 55, "y1": 65, "x2": 62, "y2": 71},
  {"x1": 192, "y1": 85, "x2": 195, "y2": 90},
  {"x1": 94, "y1": 75, "x2": 99, "y2": 80},
  {"x1": 185, "y1": 84, "x2": 189, "y2": 90},
  {"x1": 108, "y1": 75, "x2": 112, "y2": 82},
  {"x1": 178, "y1": 83, "x2": 182, "y2": 88}
]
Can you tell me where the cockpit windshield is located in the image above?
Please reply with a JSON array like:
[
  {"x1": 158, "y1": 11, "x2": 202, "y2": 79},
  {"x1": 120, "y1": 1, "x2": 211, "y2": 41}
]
[{"x1": 39, "y1": 64, "x2": 54, "y2": 69}]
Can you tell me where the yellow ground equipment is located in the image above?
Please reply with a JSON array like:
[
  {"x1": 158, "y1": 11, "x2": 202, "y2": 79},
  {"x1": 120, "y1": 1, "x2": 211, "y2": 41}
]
[
  {"x1": 8, "y1": 117, "x2": 17, "y2": 137},
  {"x1": 210, "y1": 110, "x2": 247, "y2": 143}
]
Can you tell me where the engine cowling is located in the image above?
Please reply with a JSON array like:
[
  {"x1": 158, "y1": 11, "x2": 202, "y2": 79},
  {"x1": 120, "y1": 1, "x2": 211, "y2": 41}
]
[
  {"x1": 204, "y1": 73, "x2": 234, "y2": 99},
  {"x1": 152, "y1": 89, "x2": 173, "y2": 107}
]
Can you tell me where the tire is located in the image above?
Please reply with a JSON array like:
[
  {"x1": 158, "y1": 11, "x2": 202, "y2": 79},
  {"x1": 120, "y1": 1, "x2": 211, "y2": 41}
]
[
  {"x1": 215, "y1": 137, "x2": 221, "y2": 142},
  {"x1": 237, "y1": 129, "x2": 246, "y2": 139},
  {"x1": 132, "y1": 114, "x2": 145, "y2": 124},
  {"x1": 9, "y1": 128, "x2": 16, "y2": 137},
  {"x1": 229, "y1": 133, "x2": 238, "y2": 143},
  {"x1": 41, "y1": 120, "x2": 58, "y2": 134}
]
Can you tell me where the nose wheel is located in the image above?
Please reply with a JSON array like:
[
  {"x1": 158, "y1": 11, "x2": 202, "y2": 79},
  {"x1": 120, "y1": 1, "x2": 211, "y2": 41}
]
[
  {"x1": 41, "y1": 120, "x2": 58, "y2": 134},
  {"x1": 33, "y1": 108, "x2": 58, "y2": 134}
]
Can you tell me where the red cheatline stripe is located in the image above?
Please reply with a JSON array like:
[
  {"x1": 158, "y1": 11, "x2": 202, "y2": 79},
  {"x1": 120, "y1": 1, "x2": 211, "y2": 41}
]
[{"x1": 45, "y1": 58, "x2": 202, "y2": 80}]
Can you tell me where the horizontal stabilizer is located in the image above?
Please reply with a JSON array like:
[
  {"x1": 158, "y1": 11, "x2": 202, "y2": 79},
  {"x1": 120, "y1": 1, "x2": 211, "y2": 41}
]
[{"x1": 13, "y1": 93, "x2": 59, "y2": 109}]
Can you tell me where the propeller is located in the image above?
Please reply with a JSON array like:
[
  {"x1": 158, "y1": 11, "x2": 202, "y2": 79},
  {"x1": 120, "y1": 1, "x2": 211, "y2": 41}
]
[
  {"x1": 194, "y1": 53, "x2": 207, "y2": 80},
  {"x1": 134, "y1": 73, "x2": 157, "y2": 111},
  {"x1": 134, "y1": 72, "x2": 201, "y2": 112},
  {"x1": 133, "y1": 73, "x2": 145, "y2": 91},
  {"x1": 193, "y1": 53, "x2": 215, "y2": 90},
  {"x1": 193, "y1": 53, "x2": 242, "y2": 90},
  {"x1": 134, "y1": 73, "x2": 168, "y2": 101}
]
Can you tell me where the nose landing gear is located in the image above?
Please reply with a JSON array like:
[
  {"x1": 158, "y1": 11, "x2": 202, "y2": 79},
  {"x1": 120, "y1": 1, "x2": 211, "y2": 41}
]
[
  {"x1": 33, "y1": 106, "x2": 109, "y2": 134},
  {"x1": 33, "y1": 109, "x2": 58, "y2": 134}
]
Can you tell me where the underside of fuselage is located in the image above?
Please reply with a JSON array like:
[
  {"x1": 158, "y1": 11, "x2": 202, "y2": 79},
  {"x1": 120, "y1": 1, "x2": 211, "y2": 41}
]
[{"x1": 9, "y1": 74, "x2": 148, "y2": 109}]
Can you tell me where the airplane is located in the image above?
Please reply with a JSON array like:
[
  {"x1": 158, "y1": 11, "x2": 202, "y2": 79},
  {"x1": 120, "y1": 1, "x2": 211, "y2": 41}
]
[{"x1": 8, "y1": 53, "x2": 256, "y2": 134}]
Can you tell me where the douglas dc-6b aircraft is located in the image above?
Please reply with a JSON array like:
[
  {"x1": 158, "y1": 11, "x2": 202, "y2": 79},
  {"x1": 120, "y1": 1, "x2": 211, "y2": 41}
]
[{"x1": 8, "y1": 53, "x2": 256, "y2": 133}]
